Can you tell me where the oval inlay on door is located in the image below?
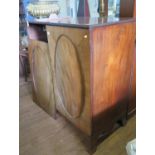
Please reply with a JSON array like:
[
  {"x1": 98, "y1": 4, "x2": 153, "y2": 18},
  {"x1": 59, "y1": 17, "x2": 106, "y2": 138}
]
[{"x1": 55, "y1": 36, "x2": 83, "y2": 118}]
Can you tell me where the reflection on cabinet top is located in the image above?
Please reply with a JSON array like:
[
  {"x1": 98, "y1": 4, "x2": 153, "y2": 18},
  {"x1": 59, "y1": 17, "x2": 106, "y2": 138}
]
[{"x1": 28, "y1": 17, "x2": 135, "y2": 29}]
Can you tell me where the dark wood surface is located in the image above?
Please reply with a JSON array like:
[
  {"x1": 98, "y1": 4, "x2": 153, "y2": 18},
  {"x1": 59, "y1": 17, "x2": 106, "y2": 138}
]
[
  {"x1": 28, "y1": 18, "x2": 136, "y2": 151},
  {"x1": 91, "y1": 22, "x2": 136, "y2": 139},
  {"x1": 120, "y1": 0, "x2": 135, "y2": 17},
  {"x1": 28, "y1": 17, "x2": 135, "y2": 29}
]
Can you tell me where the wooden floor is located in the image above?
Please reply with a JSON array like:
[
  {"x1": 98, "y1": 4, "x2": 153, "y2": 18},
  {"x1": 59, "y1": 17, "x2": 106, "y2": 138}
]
[{"x1": 19, "y1": 79, "x2": 136, "y2": 155}]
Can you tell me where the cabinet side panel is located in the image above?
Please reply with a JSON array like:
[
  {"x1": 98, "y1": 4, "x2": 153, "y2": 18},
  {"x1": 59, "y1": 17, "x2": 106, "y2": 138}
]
[{"x1": 92, "y1": 22, "x2": 136, "y2": 134}]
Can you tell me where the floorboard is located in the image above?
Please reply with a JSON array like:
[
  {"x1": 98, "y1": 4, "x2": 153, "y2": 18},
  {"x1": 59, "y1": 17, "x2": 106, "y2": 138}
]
[{"x1": 19, "y1": 79, "x2": 136, "y2": 155}]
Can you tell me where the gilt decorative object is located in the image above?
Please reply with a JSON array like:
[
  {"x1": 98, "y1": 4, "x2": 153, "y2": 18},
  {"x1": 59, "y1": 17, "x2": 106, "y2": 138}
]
[{"x1": 27, "y1": 1, "x2": 60, "y2": 18}]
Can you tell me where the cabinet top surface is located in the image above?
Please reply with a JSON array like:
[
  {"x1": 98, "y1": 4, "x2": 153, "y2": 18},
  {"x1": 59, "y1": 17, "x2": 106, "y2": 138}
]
[{"x1": 28, "y1": 17, "x2": 135, "y2": 29}]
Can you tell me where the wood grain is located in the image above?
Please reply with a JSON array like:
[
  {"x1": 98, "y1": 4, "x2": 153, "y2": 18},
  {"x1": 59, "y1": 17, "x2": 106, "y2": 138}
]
[
  {"x1": 28, "y1": 40, "x2": 56, "y2": 117},
  {"x1": 91, "y1": 22, "x2": 136, "y2": 135},
  {"x1": 55, "y1": 35, "x2": 83, "y2": 118},
  {"x1": 120, "y1": 0, "x2": 135, "y2": 17},
  {"x1": 28, "y1": 19, "x2": 136, "y2": 148},
  {"x1": 46, "y1": 26, "x2": 91, "y2": 135}
]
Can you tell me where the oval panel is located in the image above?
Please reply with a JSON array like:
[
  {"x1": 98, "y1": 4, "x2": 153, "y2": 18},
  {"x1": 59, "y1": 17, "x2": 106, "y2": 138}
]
[
  {"x1": 55, "y1": 36, "x2": 83, "y2": 118},
  {"x1": 32, "y1": 45, "x2": 51, "y2": 110}
]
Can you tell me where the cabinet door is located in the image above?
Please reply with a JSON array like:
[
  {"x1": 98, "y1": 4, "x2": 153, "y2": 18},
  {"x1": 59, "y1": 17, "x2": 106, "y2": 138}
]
[
  {"x1": 28, "y1": 40, "x2": 56, "y2": 117},
  {"x1": 46, "y1": 26, "x2": 91, "y2": 135}
]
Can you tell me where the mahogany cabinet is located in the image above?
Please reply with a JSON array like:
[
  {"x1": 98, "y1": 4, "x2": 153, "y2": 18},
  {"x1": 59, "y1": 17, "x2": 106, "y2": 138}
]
[{"x1": 28, "y1": 17, "x2": 136, "y2": 148}]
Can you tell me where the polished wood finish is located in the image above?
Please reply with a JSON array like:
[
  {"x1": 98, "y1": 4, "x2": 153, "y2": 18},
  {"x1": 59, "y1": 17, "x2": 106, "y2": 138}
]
[
  {"x1": 28, "y1": 40, "x2": 56, "y2": 117},
  {"x1": 28, "y1": 17, "x2": 135, "y2": 29},
  {"x1": 46, "y1": 21, "x2": 135, "y2": 140},
  {"x1": 120, "y1": 0, "x2": 135, "y2": 17},
  {"x1": 91, "y1": 22, "x2": 136, "y2": 138},
  {"x1": 28, "y1": 18, "x2": 136, "y2": 151},
  {"x1": 46, "y1": 26, "x2": 91, "y2": 135}
]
